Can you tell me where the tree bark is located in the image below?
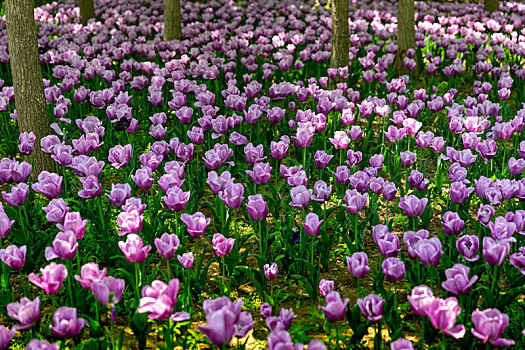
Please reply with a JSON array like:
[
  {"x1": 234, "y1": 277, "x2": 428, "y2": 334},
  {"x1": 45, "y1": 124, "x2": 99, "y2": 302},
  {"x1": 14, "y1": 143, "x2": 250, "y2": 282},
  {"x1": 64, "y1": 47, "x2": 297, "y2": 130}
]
[
  {"x1": 329, "y1": 0, "x2": 349, "y2": 71},
  {"x1": 484, "y1": 0, "x2": 498, "y2": 13},
  {"x1": 164, "y1": 0, "x2": 182, "y2": 41},
  {"x1": 79, "y1": 0, "x2": 95, "y2": 26},
  {"x1": 395, "y1": 0, "x2": 416, "y2": 74},
  {"x1": 5, "y1": 0, "x2": 54, "y2": 178}
]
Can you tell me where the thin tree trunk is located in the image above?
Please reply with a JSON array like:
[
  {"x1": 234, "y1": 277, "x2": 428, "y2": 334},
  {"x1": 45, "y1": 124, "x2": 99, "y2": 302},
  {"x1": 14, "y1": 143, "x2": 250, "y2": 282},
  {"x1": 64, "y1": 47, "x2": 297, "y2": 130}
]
[
  {"x1": 395, "y1": 0, "x2": 416, "y2": 74},
  {"x1": 484, "y1": 0, "x2": 498, "y2": 13},
  {"x1": 79, "y1": 0, "x2": 95, "y2": 26},
  {"x1": 329, "y1": 0, "x2": 349, "y2": 87},
  {"x1": 164, "y1": 0, "x2": 182, "y2": 41},
  {"x1": 5, "y1": 0, "x2": 54, "y2": 178}
]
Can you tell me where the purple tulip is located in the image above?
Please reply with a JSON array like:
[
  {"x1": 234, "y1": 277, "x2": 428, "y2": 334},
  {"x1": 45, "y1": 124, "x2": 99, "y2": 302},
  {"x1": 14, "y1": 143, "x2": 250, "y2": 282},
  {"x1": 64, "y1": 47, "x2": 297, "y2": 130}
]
[
  {"x1": 178, "y1": 252, "x2": 194, "y2": 269},
  {"x1": 57, "y1": 212, "x2": 87, "y2": 239},
  {"x1": 2, "y1": 183, "x2": 29, "y2": 207},
  {"x1": 270, "y1": 141, "x2": 289, "y2": 160},
  {"x1": 442, "y1": 264, "x2": 478, "y2": 295},
  {"x1": 45, "y1": 230, "x2": 78, "y2": 261},
  {"x1": 246, "y1": 162, "x2": 272, "y2": 185},
  {"x1": 138, "y1": 279, "x2": 180, "y2": 320},
  {"x1": 483, "y1": 237, "x2": 510, "y2": 266},
  {"x1": 31, "y1": 172, "x2": 62, "y2": 199},
  {"x1": 477, "y1": 204, "x2": 495, "y2": 226},
  {"x1": 424, "y1": 297, "x2": 465, "y2": 339},
  {"x1": 311, "y1": 180, "x2": 332, "y2": 203},
  {"x1": 509, "y1": 157, "x2": 525, "y2": 176},
  {"x1": 442, "y1": 211, "x2": 464, "y2": 236},
  {"x1": 413, "y1": 237, "x2": 443, "y2": 266},
  {"x1": 449, "y1": 181, "x2": 474, "y2": 203},
  {"x1": 289, "y1": 185, "x2": 313, "y2": 210},
  {"x1": 7, "y1": 297, "x2": 40, "y2": 330},
  {"x1": 382, "y1": 257, "x2": 405, "y2": 282},
  {"x1": 333, "y1": 166, "x2": 350, "y2": 185},
  {"x1": 260, "y1": 303, "x2": 273, "y2": 319},
  {"x1": 0, "y1": 245, "x2": 26, "y2": 270},
  {"x1": 106, "y1": 183, "x2": 132, "y2": 206},
  {"x1": 246, "y1": 194, "x2": 268, "y2": 221},
  {"x1": 390, "y1": 338, "x2": 414, "y2": 350},
  {"x1": 408, "y1": 285, "x2": 435, "y2": 316},
  {"x1": 42, "y1": 198, "x2": 69, "y2": 224},
  {"x1": 400, "y1": 151, "x2": 416, "y2": 167},
  {"x1": 117, "y1": 209, "x2": 143, "y2": 235},
  {"x1": 471, "y1": 309, "x2": 514, "y2": 346},
  {"x1": 91, "y1": 276, "x2": 125, "y2": 308},
  {"x1": 329, "y1": 131, "x2": 350, "y2": 149},
  {"x1": 131, "y1": 168, "x2": 153, "y2": 190},
  {"x1": 78, "y1": 175, "x2": 102, "y2": 199},
  {"x1": 319, "y1": 279, "x2": 334, "y2": 297},
  {"x1": 154, "y1": 233, "x2": 180, "y2": 259},
  {"x1": 398, "y1": 195, "x2": 428, "y2": 217},
  {"x1": 118, "y1": 234, "x2": 151, "y2": 263},
  {"x1": 74, "y1": 262, "x2": 107, "y2": 289},
  {"x1": 377, "y1": 232, "x2": 401, "y2": 258},
  {"x1": 267, "y1": 330, "x2": 303, "y2": 350},
  {"x1": 346, "y1": 252, "x2": 370, "y2": 279},
  {"x1": 108, "y1": 144, "x2": 132, "y2": 169},
  {"x1": 314, "y1": 151, "x2": 333, "y2": 169},
  {"x1": 18, "y1": 132, "x2": 35, "y2": 155},
  {"x1": 219, "y1": 182, "x2": 245, "y2": 210},
  {"x1": 181, "y1": 212, "x2": 211, "y2": 238},
  {"x1": 0, "y1": 211, "x2": 15, "y2": 239},
  {"x1": 264, "y1": 262, "x2": 279, "y2": 281},
  {"x1": 29, "y1": 262, "x2": 67, "y2": 295},
  {"x1": 212, "y1": 233, "x2": 235, "y2": 257},
  {"x1": 303, "y1": 212, "x2": 323, "y2": 236},
  {"x1": 0, "y1": 326, "x2": 15, "y2": 350},
  {"x1": 456, "y1": 235, "x2": 480, "y2": 262},
  {"x1": 163, "y1": 186, "x2": 190, "y2": 211},
  {"x1": 343, "y1": 189, "x2": 368, "y2": 215},
  {"x1": 357, "y1": 293, "x2": 385, "y2": 322},
  {"x1": 403, "y1": 229, "x2": 430, "y2": 259},
  {"x1": 319, "y1": 291, "x2": 349, "y2": 322},
  {"x1": 26, "y1": 339, "x2": 59, "y2": 350},
  {"x1": 49, "y1": 307, "x2": 85, "y2": 339}
]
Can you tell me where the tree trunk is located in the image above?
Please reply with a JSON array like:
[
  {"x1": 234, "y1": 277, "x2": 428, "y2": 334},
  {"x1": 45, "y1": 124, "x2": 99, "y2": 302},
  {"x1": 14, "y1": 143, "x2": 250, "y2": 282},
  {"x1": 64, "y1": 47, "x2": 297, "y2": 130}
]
[
  {"x1": 164, "y1": 0, "x2": 182, "y2": 41},
  {"x1": 329, "y1": 0, "x2": 349, "y2": 70},
  {"x1": 395, "y1": 0, "x2": 416, "y2": 74},
  {"x1": 5, "y1": 0, "x2": 54, "y2": 178},
  {"x1": 79, "y1": 0, "x2": 95, "y2": 26},
  {"x1": 484, "y1": 0, "x2": 498, "y2": 13}
]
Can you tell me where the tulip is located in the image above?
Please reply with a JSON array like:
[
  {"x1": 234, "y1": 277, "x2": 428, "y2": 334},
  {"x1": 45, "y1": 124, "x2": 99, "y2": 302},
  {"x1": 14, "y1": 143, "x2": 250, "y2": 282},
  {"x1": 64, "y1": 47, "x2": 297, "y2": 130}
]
[
  {"x1": 219, "y1": 182, "x2": 245, "y2": 209},
  {"x1": 267, "y1": 330, "x2": 303, "y2": 350},
  {"x1": 260, "y1": 303, "x2": 273, "y2": 319},
  {"x1": 357, "y1": 293, "x2": 385, "y2": 322},
  {"x1": 31, "y1": 172, "x2": 62, "y2": 199},
  {"x1": 0, "y1": 212, "x2": 15, "y2": 239},
  {"x1": 456, "y1": 235, "x2": 479, "y2": 262},
  {"x1": 91, "y1": 276, "x2": 125, "y2": 307},
  {"x1": 74, "y1": 262, "x2": 107, "y2": 289},
  {"x1": 289, "y1": 185, "x2": 312, "y2": 210},
  {"x1": 199, "y1": 307, "x2": 237, "y2": 346},
  {"x1": 441, "y1": 264, "x2": 478, "y2": 295},
  {"x1": 303, "y1": 212, "x2": 323, "y2": 236},
  {"x1": 319, "y1": 291, "x2": 349, "y2": 322},
  {"x1": 413, "y1": 237, "x2": 443, "y2": 266},
  {"x1": 57, "y1": 212, "x2": 87, "y2": 239},
  {"x1": 403, "y1": 230, "x2": 430, "y2": 259},
  {"x1": 2, "y1": 183, "x2": 29, "y2": 207},
  {"x1": 483, "y1": 237, "x2": 510, "y2": 266},
  {"x1": 311, "y1": 180, "x2": 332, "y2": 203},
  {"x1": 343, "y1": 189, "x2": 368, "y2": 215},
  {"x1": 400, "y1": 151, "x2": 416, "y2": 167},
  {"x1": 314, "y1": 151, "x2": 333, "y2": 169},
  {"x1": 246, "y1": 194, "x2": 268, "y2": 221},
  {"x1": 178, "y1": 252, "x2": 194, "y2": 269},
  {"x1": 346, "y1": 252, "x2": 370, "y2": 279},
  {"x1": 319, "y1": 279, "x2": 334, "y2": 297},
  {"x1": 26, "y1": 339, "x2": 59, "y2": 350},
  {"x1": 42, "y1": 198, "x2": 69, "y2": 224},
  {"x1": 45, "y1": 231, "x2": 78, "y2": 261},
  {"x1": 18, "y1": 132, "x2": 35, "y2": 155},
  {"x1": 449, "y1": 181, "x2": 474, "y2": 203},
  {"x1": 78, "y1": 175, "x2": 102, "y2": 198},
  {"x1": 29, "y1": 262, "x2": 67, "y2": 295},
  {"x1": 264, "y1": 262, "x2": 279, "y2": 281},
  {"x1": 163, "y1": 186, "x2": 190, "y2": 211},
  {"x1": 117, "y1": 209, "x2": 143, "y2": 235},
  {"x1": 424, "y1": 297, "x2": 465, "y2": 339},
  {"x1": 377, "y1": 232, "x2": 401, "y2": 258},
  {"x1": 212, "y1": 233, "x2": 235, "y2": 257},
  {"x1": 118, "y1": 234, "x2": 151, "y2": 263},
  {"x1": 49, "y1": 307, "x2": 85, "y2": 339},
  {"x1": 382, "y1": 257, "x2": 405, "y2": 282},
  {"x1": 154, "y1": 233, "x2": 180, "y2": 260},
  {"x1": 408, "y1": 285, "x2": 435, "y2": 316},
  {"x1": 131, "y1": 167, "x2": 153, "y2": 189},
  {"x1": 7, "y1": 297, "x2": 40, "y2": 330},
  {"x1": 0, "y1": 245, "x2": 26, "y2": 270},
  {"x1": 441, "y1": 211, "x2": 464, "y2": 236},
  {"x1": 138, "y1": 279, "x2": 180, "y2": 320},
  {"x1": 123, "y1": 197, "x2": 147, "y2": 215},
  {"x1": 108, "y1": 144, "x2": 132, "y2": 169},
  {"x1": 477, "y1": 204, "x2": 494, "y2": 226},
  {"x1": 390, "y1": 338, "x2": 414, "y2": 350},
  {"x1": 180, "y1": 212, "x2": 211, "y2": 238},
  {"x1": 106, "y1": 183, "x2": 132, "y2": 206},
  {"x1": 0, "y1": 326, "x2": 15, "y2": 350},
  {"x1": 398, "y1": 195, "x2": 428, "y2": 217},
  {"x1": 245, "y1": 162, "x2": 272, "y2": 185},
  {"x1": 471, "y1": 308, "x2": 514, "y2": 346}
]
